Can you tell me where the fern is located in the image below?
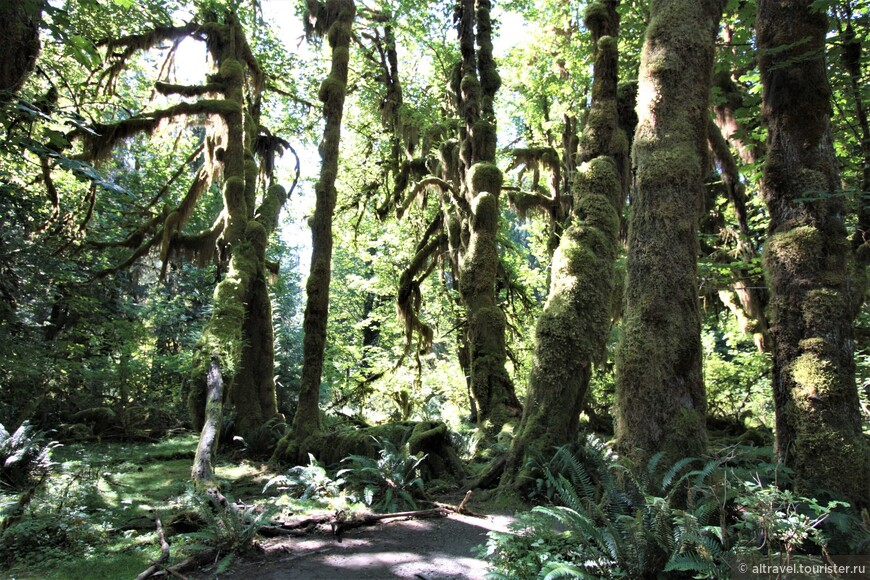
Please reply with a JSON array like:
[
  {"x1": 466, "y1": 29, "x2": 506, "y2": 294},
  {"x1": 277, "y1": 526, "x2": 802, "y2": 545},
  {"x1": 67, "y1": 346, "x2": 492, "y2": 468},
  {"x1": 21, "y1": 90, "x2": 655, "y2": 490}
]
[{"x1": 338, "y1": 436, "x2": 427, "y2": 512}]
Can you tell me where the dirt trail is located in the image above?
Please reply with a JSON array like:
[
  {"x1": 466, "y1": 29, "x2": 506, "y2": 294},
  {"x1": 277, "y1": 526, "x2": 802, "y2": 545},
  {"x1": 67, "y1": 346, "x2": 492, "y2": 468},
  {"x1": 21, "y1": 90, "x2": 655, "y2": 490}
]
[{"x1": 200, "y1": 512, "x2": 515, "y2": 579}]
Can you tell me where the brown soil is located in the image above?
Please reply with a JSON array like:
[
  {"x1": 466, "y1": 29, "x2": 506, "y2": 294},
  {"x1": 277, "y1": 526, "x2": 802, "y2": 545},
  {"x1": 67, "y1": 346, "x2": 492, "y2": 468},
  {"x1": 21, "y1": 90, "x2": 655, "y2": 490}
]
[{"x1": 193, "y1": 512, "x2": 516, "y2": 579}]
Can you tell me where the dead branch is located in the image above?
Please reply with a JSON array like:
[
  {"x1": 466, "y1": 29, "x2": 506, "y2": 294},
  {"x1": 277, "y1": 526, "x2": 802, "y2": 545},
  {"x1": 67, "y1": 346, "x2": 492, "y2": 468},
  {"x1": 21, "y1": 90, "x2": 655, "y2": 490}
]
[
  {"x1": 136, "y1": 514, "x2": 170, "y2": 580},
  {"x1": 430, "y1": 490, "x2": 485, "y2": 518}
]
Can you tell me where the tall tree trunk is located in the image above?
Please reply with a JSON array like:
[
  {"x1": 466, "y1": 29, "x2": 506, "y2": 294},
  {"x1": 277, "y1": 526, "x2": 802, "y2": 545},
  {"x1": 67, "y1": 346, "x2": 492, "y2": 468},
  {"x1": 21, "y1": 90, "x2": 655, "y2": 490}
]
[
  {"x1": 289, "y1": 0, "x2": 356, "y2": 451},
  {"x1": 615, "y1": 0, "x2": 724, "y2": 461},
  {"x1": 757, "y1": 0, "x2": 869, "y2": 505},
  {"x1": 502, "y1": 0, "x2": 624, "y2": 489},
  {"x1": 189, "y1": 13, "x2": 283, "y2": 481},
  {"x1": 455, "y1": 0, "x2": 521, "y2": 434},
  {"x1": 0, "y1": 0, "x2": 41, "y2": 103}
]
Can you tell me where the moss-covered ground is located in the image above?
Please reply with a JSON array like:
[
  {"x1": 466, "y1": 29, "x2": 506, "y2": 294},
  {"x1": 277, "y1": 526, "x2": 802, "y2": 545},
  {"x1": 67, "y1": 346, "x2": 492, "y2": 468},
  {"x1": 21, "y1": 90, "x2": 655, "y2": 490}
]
[{"x1": 0, "y1": 434, "x2": 280, "y2": 579}]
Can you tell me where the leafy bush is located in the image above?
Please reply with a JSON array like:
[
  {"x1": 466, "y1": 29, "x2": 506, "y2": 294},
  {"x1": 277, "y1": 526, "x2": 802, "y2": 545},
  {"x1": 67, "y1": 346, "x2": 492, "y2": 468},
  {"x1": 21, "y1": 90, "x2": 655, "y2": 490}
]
[
  {"x1": 0, "y1": 421, "x2": 59, "y2": 490},
  {"x1": 338, "y1": 437, "x2": 427, "y2": 512}
]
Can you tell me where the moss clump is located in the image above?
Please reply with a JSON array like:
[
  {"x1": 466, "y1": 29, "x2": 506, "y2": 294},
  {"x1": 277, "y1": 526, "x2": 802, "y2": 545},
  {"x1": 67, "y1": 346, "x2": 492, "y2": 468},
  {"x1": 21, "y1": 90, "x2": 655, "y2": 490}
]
[
  {"x1": 634, "y1": 143, "x2": 701, "y2": 189},
  {"x1": 467, "y1": 162, "x2": 502, "y2": 195},
  {"x1": 584, "y1": 1, "x2": 609, "y2": 30},
  {"x1": 460, "y1": 73, "x2": 481, "y2": 103},
  {"x1": 764, "y1": 226, "x2": 823, "y2": 281},
  {"x1": 575, "y1": 157, "x2": 621, "y2": 211},
  {"x1": 318, "y1": 75, "x2": 346, "y2": 108},
  {"x1": 479, "y1": 65, "x2": 501, "y2": 94},
  {"x1": 791, "y1": 353, "x2": 837, "y2": 402},
  {"x1": 219, "y1": 59, "x2": 244, "y2": 82}
]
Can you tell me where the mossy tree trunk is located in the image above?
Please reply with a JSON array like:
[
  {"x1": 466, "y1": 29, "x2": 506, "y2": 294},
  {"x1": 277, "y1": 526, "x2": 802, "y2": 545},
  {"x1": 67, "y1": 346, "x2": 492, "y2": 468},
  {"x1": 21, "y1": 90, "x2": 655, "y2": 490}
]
[
  {"x1": 614, "y1": 0, "x2": 724, "y2": 462},
  {"x1": 502, "y1": 1, "x2": 625, "y2": 489},
  {"x1": 757, "y1": 0, "x2": 869, "y2": 505},
  {"x1": 189, "y1": 13, "x2": 285, "y2": 482},
  {"x1": 51, "y1": 11, "x2": 286, "y2": 483},
  {"x1": 0, "y1": 0, "x2": 42, "y2": 103},
  {"x1": 453, "y1": 0, "x2": 521, "y2": 434},
  {"x1": 283, "y1": 0, "x2": 356, "y2": 459}
]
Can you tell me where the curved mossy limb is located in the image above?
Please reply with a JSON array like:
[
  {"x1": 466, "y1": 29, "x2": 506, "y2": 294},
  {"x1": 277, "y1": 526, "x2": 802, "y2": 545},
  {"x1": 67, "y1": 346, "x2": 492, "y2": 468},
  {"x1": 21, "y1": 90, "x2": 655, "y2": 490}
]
[
  {"x1": 501, "y1": 1, "x2": 625, "y2": 492},
  {"x1": 614, "y1": 0, "x2": 725, "y2": 463},
  {"x1": 758, "y1": 0, "x2": 869, "y2": 507}
]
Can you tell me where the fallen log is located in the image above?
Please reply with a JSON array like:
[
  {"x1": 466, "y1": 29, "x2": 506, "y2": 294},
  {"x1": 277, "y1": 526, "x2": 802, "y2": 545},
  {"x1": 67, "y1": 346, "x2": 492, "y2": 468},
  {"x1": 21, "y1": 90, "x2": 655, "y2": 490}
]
[{"x1": 260, "y1": 507, "x2": 450, "y2": 538}]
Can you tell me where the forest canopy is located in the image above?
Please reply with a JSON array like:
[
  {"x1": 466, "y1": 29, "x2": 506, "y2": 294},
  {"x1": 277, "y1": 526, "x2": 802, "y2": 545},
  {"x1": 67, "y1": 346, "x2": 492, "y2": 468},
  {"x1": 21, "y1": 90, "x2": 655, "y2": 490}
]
[{"x1": 1, "y1": 0, "x2": 869, "y2": 576}]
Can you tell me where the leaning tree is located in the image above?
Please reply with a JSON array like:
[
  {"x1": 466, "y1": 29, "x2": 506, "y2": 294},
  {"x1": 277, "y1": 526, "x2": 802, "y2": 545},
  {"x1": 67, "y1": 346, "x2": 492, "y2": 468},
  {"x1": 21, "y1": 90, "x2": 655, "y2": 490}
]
[{"x1": 502, "y1": 0, "x2": 627, "y2": 490}]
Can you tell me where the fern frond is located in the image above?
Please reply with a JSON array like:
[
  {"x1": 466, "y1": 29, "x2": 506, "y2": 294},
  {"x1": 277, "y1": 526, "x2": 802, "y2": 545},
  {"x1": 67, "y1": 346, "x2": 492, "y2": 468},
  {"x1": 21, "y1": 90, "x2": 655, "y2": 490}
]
[
  {"x1": 661, "y1": 457, "x2": 699, "y2": 491},
  {"x1": 540, "y1": 562, "x2": 597, "y2": 579}
]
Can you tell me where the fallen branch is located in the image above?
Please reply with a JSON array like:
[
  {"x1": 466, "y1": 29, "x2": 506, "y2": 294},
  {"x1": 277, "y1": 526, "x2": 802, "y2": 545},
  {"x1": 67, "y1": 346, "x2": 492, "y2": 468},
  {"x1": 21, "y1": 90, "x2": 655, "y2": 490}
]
[
  {"x1": 162, "y1": 549, "x2": 218, "y2": 577},
  {"x1": 136, "y1": 514, "x2": 170, "y2": 580},
  {"x1": 260, "y1": 507, "x2": 449, "y2": 538},
  {"x1": 430, "y1": 490, "x2": 485, "y2": 518}
]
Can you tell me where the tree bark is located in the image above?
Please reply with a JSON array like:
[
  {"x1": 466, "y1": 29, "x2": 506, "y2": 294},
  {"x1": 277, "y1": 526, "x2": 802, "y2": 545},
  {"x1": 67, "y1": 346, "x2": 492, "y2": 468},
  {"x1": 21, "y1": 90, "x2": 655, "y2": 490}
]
[
  {"x1": 502, "y1": 0, "x2": 624, "y2": 489},
  {"x1": 615, "y1": 0, "x2": 725, "y2": 461},
  {"x1": 0, "y1": 0, "x2": 41, "y2": 103},
  {"x1": 757, "y1": 0, "x2": 869, "y2": 505},
  {"x1": 188, "y1": 13, "x2": 280, "y2": 445},
  {"x1": 192, "y1": 360, "x2": 223, "y2": 483}
]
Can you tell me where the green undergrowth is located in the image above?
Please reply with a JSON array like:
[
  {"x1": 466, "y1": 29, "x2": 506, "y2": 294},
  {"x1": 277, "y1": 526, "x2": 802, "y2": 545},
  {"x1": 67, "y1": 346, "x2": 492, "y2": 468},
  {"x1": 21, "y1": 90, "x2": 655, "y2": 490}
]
[{"x1": 0, "y1": 433, "x2": 282, "y2": 579}]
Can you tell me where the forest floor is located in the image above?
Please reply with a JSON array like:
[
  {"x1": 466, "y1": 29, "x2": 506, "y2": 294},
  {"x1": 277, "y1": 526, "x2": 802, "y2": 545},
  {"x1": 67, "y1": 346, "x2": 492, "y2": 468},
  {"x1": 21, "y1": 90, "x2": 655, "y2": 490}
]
[
  {"x1": 0, "y1": 434, "x2": 515, "y2": 579},
  {"x1": 195, "y1": 509, "x2": 516, "y2": 579}
]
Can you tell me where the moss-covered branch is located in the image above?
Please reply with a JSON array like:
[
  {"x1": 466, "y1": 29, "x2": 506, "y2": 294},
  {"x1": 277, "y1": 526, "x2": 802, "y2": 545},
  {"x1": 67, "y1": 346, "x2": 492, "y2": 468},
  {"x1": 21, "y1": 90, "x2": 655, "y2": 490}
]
[{"x1": 77, "y1": 99, "x2": 241, "y2": 161}]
